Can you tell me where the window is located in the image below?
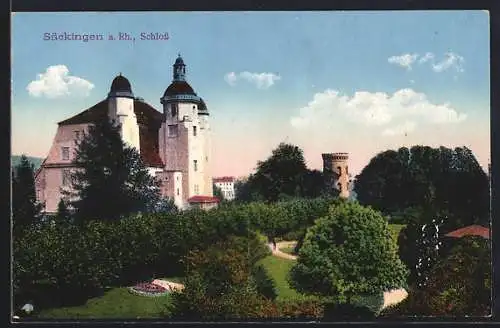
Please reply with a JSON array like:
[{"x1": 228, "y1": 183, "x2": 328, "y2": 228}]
[
  {"x1": 61, "y1": 147, "x2": 70, "y2": 160},
  {"x1": 194, "y1": 160, "x2": 198, "y2": 172},
  {"x1": 168, "y1": 125, "x2": 178, "y2": 137},
  {"x1": 177, "y1": 188, "x2": 180, "y2": 196},
  {"x1": 337, "y1": 166, "x2": 342, "y2": 175},
  {"x1": 346, "y1": 166, "x2": 348, "y2": 176},
  {"x1": 193, "y1": 126, "x2": 197, "y2": 136},
  {"x1": 206, "y1": 156, "x2": 208, "y2": 162},
  {"x1": 62, "y1": 169, "x2": 71, "y2": 186},
  {"x1": 171, "y1": 104, "x2": 178, "y2": 117},
  {"x1": 194, "y1": 184, "x2": 199, "y2": 194},
  {"x1": 337, "y1": 182, "x2": 342, "y2": 193},
  {"x1": 74, "y1": 131, "x2": 81, "y2": 140}
]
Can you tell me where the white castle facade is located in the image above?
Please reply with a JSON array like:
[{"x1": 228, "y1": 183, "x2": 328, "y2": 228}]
[{"x1": 35, "y1": 55, "x2": 218, "y2": 213}]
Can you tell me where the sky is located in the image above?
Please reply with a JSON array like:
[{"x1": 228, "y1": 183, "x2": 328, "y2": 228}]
[{"x1": 11, "y1": 11, "x2": 490, "y2": 178}]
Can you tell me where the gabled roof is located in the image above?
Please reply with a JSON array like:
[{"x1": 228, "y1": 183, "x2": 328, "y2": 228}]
[
  {"x1": 58, "y1": 99, "x2": 163, "y2": 126},
  {"x1": 57, "y1": 98, "x2": 164, "y2": 168},
  {"x1": 444, "y1": 225, "x2": 490, "y2": 239}
]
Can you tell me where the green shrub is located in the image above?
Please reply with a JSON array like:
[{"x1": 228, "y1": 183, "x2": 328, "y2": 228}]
[{"x1": 169, "y1": 235, "x2": 270, "y2": 320}]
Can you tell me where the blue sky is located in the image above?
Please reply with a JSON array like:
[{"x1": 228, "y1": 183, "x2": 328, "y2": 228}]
[{"x1": 11, "y1": 11, "x2": 490, "y2": 177}]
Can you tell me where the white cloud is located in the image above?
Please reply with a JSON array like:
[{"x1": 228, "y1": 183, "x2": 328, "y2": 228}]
[
  {"x1": 388, "y1": 53, "x2": 418, "y2": 70},
  {"x1": 224, "y1": 72, "x2": 238, "y2": 86},
  {"x1": 224, "y1": 71, "x2": 281, "y2": 89},
  {"x1": 432, "y1": 52, "x2": 465, "y2": 73},
  {"x1": 382, "y1": 121, "x2": 416, "y2": 136},
  {"x1": 27, "y1": 65, "x2": 94, "y2": 98},
  {"x1": 290, "y1": 88, "x2": 467, "y2": 135},
  {"x1": 418, "y1": 52, "x2": 434, "y2": 64},
  {"x1": 388, "y1": 51, "x2": 465, "y2": 73}
]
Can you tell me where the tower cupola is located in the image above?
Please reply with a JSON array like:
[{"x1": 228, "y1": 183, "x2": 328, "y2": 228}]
[
  {"x1": 108, "y1": 73, "x2": 134, "y2": 99},
  {"x1": 173, "y1": 53, "x2": 186, "y2": 81}
]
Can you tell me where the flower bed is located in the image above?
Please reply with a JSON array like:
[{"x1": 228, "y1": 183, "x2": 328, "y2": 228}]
[{"x1": 128, "y1": 282, "x2": 170, "y2": 297}]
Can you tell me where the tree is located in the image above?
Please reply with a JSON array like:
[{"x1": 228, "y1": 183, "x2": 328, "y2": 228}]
[
  {"x1": 64, "y1": 119, "x2": 162, "y2": 223},
  {"x1": 289, "y1": 202, "x2": 408, "y2": 304},
  {"x1": 54, "y1": 199, "x2": 71, "y2": 224},
  {"x1": 235, "y1": 143, "x2": 326, "y2": 202},
  {"x1": 12, "y1": 155, "x2": 42, "y2": 234},
  {"x1": 169, "y1": 235, "x2": 271, "y2": 319},
  {"x1": 382, "y1": 236, "x2": 491, "y2": 316},
  {"x1": 354, "y1": 145, "x2": 490, "y2": 231}
]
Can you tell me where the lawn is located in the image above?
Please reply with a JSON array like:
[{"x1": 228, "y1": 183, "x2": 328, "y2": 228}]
[
  {"x1": 258, "y1": 255, "x2": 308, "y2": 301},
  {"x1": 36, "y1": 287, "x2": 173, "y2": 319},
  {"x1": 388, "y1": 224, "x2": 406, "y2": 242}
]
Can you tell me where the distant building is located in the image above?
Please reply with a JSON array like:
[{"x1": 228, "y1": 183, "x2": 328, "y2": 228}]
[
  {"x1": 213, "y1": 176, "x2": 236, "y2": 201},
  {"x1": 322, "y1": 152, "x2": 350, "y2": 199},
  {"x1": 34, "y1": 54, "x2": 218, "y2": 213}
]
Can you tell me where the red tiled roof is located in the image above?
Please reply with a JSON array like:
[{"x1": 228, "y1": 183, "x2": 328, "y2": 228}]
[
  {"x1": 187, "y1": 195, "x2": 220, "y2": 203},
  {"x1": 58, "y1": 99, "x2": 163, "y2": 126},
  {"x1": 444, "y1": 225, "x2": 490, "y2": 239},
  {"x1": 57, "y1": 99, "x2": 164, "y2": 168},
  {"x1": 213, "y1": 176, "x2": 235, "y2": 183}
]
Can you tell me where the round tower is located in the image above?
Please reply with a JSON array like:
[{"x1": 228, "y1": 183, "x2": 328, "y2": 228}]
[
  {"x1": 322, "y1": 152, "x2": 350, "y2": 199},
  {"x1": 107, "y1": 73, "x2": 140, "y2": 152}
]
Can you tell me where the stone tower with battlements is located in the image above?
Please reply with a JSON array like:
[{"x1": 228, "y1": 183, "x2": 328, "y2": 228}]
[{"x1": 322, "y1": 152, "x2": 350, "y2": 199}]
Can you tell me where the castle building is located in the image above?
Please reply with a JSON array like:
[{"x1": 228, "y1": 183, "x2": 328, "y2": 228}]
[
  {"x1": 34, "y1": 54, "x2": 218, "y2": 213},
  {"x1": 213, "y1": 176, "x2": 236, "y2": 201},
  {"x1": 322, "y1": 152, "x2": 350, "y2": 199}
]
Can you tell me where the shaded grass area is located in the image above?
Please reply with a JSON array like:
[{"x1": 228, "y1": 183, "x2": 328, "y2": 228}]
[
  {"x1": 258, "y1": 255, "x2": 309, "y2": 301},
  {"x1": 388, "y1": 224, "x2": 406, "y2": 243},
  {"x1": 36, "y1": 287, "x2": 173, "y2": 319}
]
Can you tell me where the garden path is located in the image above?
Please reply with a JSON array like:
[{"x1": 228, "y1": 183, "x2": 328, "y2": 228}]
[{"x1": 271, "y1": 241, "x2": 297, "y2": 260}]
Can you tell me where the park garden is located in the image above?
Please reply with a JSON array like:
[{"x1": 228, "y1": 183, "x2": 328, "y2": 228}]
[{"x1": 12, "y1": 119, "x2": 491, "y2": 320}]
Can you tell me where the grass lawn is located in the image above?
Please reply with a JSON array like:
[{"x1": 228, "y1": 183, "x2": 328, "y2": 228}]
[
  {"x1": 388, "y1": 224, "x2": 406, "y2": 242},
  {"x1": 36, "y1": 287, "x2": 173, "y2": 319},
  {"x1": 258, "y1": 255, "x2": 308, "y2": 301}
]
